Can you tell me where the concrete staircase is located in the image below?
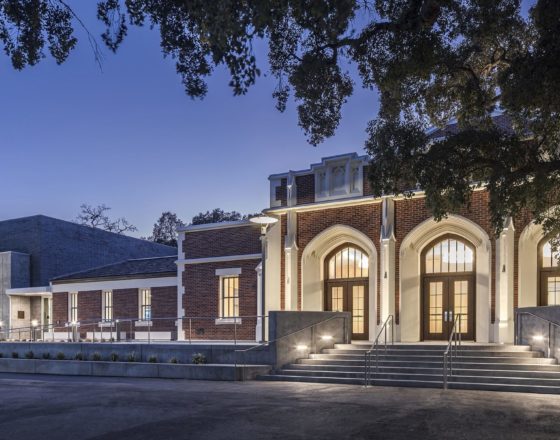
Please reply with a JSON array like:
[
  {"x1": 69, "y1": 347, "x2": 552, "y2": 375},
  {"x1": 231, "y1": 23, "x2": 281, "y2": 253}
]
[{"x1": 259, "y1": 342, "x2": 560, "y2": 394}]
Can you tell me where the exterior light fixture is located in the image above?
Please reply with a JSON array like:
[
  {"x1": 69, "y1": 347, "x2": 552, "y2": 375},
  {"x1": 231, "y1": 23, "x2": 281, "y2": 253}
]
[
  {"x1": 533, "y1": 335, "x2": 544, "y2": 342},
  {"x1": 321, "y1": 335, "x2": 333, "y2": 341},
  {"x1": 31, "y1": 320, "x2": 38, "y2": 327},
  {"x1": 0, "y1": 321, "x2": 3, "y2": 327},
  {"x1": 295, "y1": 344, "x2": 308, "y2": 351},
  {"x1": 249, "y1": 215, "x2": 279, "y2": 233}
]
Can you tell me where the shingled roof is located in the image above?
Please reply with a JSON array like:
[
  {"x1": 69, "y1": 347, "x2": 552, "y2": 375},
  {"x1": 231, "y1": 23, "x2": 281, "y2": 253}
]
[{"x1": 51, "y1": 255, "x2": 177, "y2": 283}]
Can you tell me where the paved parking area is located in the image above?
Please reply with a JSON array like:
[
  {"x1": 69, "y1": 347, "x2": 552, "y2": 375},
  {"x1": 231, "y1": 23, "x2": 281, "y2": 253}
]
[{"x1": 0, "y1": 374, "x2": 559, "y2": 439}]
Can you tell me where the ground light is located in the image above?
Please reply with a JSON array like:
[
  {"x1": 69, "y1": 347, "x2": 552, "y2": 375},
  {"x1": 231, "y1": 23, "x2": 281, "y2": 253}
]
[
  {"x1": 321, "y1": 335, "x2": 333, "y2": 341},
  {"x1": 296, "y1": 344, "x2": 308, "y2": 351}
]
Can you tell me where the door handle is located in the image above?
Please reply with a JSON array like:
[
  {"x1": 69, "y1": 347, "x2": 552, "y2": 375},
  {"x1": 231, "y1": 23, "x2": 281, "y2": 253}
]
[
  {"x1": 449, "y1": 311, "x2": 453, "y2": 322},
  {"x1": 443, "y1": 311, "x2": 448, "y2": 322}
]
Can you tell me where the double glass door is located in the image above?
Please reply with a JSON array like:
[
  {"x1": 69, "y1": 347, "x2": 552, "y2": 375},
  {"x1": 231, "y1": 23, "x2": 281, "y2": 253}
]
[
  {"x1": 422, "y1": 275, "x2": 474, "y2": 340},
  {"x1": 326, "y1": 281, "x2": 368, "y2": 340}
]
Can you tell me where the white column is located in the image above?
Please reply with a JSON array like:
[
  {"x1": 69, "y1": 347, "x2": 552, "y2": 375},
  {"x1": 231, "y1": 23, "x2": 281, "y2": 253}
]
[
  {"x1": 379, "y1": 197, "x2": 396, "y2": 331},
  {"x1": 176, "y1": 230, "x2": 186, "y2": 341},
  {"x1": 255, "y1": 263, "x2": 263, "y2": 341},
  {"x1": 495, "y1": 218, "x2": 515, "y2": 343},
  {"x1": 284, "y1": 172, "x2": 299, "y2": 311}
]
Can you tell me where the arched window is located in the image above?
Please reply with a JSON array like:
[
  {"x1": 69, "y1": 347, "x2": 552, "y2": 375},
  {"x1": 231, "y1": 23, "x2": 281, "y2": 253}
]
[
  {"x1": 327, "y1": 245, "x2": 369, "y2": 279},
  {"x1": 424, "y1": 237, "x2": 474, "y2": 274},
  {"x1": 540, "y1": 238, "x2": 560, "y2": 306}
]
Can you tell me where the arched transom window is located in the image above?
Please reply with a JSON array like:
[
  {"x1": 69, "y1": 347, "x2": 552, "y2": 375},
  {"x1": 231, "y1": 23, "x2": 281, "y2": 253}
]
[
  {"x1": 327, "y1": 246, "x2": 369, "y2": 279},
  {"x1": 424, "y1": 237, "x2": 474, "y2": 274},
  {"x1": 542, "y1": 240, "x2": 560, "y2": 268}
]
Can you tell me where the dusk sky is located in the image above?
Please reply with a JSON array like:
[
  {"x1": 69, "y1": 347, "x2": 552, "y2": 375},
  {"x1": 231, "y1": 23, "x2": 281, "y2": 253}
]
[{"x1": 0, "y1": 3, "x2": 378, "y2": 238}]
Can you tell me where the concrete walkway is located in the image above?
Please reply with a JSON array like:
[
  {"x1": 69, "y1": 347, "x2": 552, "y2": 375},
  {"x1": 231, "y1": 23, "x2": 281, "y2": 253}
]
[{"x1": 0, "y1": 374, "x2": 559, "y2": 439}]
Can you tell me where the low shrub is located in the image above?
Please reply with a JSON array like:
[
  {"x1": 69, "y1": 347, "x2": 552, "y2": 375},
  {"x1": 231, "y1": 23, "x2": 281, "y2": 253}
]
[
  {"x1": 56, "y1": 352, "x2": 65, "y2": 360},
  {"x1": 100, "y1": 338, "x2": 106, "y2": 343},
  {"x1": 148, "y1": 355, "x2": 157, "y2": 363},
  {"x1": 110, "y1": 352, "x2": 118, "y2": 362},
  {"x1": 192, "y1": 353, "x2": 207, "y2": 364},
  {"x1": 42, "y1": 353, "x2": 51, "y2": 360},
  {"x1": 169, "y1": 357, "x2": 178, "y2": 364},
  {"x1": 127, "y1": 352, "x2": 136, "y2": 362},
  {"x1": 74, "y1": 352, "x2": 84, "y2": 361},
  {"x1": 24, "y1": 351, "x2": 34, "y2": 359},
  {"x1": 11, "y1": 352, "x2": 19, "y2": 359},
  {"x1": 91, "y1": 352, "x2": 102, "y2": 361}
]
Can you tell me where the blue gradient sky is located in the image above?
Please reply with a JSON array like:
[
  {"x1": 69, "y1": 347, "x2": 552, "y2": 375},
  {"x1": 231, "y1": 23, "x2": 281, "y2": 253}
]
[
  {"x1": 0, "y1": 2, "x2": 533, "y2": 237},
  {"x1": 0, "y1": 3, "x2": 377, "y2": 237}
]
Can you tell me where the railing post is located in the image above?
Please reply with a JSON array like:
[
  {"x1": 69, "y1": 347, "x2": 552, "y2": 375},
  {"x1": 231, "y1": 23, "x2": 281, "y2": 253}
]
[
  {"x1": 148, "y1": 321, "x2": 151, "y2": 344},
  {"x1": 234, "y1": 319, "x2": 237, "y2": 347},
  {"x1": 443, "y1": 354, "x2": 448, "y2": 390},
  {"x1": 189, "y1": 318, "x2": 192, "y2": 344},
  {"x1": 549, "y1": 321, "x2": 552, "y2": 358}
]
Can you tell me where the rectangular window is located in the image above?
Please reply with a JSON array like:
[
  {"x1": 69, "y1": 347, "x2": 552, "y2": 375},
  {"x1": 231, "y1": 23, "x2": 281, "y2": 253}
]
[
  {"x1": 102, "y1": 290, "x2": 113, "y2": 321},
  {"x1": 221, "y1": 276, "x2": 239, "y2": 318},
  {"x1": 139, "y1": 288, "x2": 151, "y2": 321},
  {"x1": 69, "y1": 292, "x2": 78, "y2": 323}
]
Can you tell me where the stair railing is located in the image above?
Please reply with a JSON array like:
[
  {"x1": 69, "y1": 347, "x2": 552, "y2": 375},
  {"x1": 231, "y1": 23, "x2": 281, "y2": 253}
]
[
  {"x1": 364, "y1": 314, "x2": 394, "y2": 387},
  {"x1": 515, "y1": 310, "x2": 560, "y2": 359},
  {"x1": 443, "y1": 313, "x2": 463, "y2": 390}
]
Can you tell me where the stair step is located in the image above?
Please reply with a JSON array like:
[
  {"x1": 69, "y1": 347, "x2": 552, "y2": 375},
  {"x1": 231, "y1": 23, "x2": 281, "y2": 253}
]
[
  {"x1": 285, "y1": 364, "x2": 560, "y2": 378},
  {"x1": 277, "y1": 369, "x2": 560, "y2": 387},
  {"x1": 324, "y1": 348, "x2": 541, "y2": 357},
  {"x1": 335, "y1": 343, "x2": 532, "y2": 351},
  {"x1": 300, "y1": 359, "x2": 560, "y2": 371},
  {"x1": 309, "y1": 354, "x2": 555, "y2": 364}
]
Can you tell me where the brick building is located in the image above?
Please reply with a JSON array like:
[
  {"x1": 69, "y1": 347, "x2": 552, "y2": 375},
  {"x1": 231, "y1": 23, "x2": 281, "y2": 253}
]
[{"x1": 30, "y1": 149, "x2": 558, "y2": 344}]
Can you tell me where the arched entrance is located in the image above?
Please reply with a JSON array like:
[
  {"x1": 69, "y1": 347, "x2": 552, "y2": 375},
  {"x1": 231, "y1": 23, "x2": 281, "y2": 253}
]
[
  {"x1": 324, "y1": 244, "x2": 369, "y2": 340},
  {"x1": 539, "y1": 238, "x2": 560, "y2": 306},
  {"x1": 421, "y1": 235, "x2": 476, "y2": 340}
]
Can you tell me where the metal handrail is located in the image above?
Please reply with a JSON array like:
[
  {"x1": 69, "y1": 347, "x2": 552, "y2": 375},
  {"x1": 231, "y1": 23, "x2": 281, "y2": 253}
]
[
  {"x1": 443, "y1": 313, "x2": 462, "y2": 390},
  {"x1": 364, "y1": 314, "x2": 394, "y2": 387},
  {"x1": 1, "y1": 315, "x2": 269, "y2": 345},
  {"x1": 234, "y1": 314, "x2": 348, "y2": 371},
  {"x1": 515, "y1": 310, "x2": 560, "y2": 358}
]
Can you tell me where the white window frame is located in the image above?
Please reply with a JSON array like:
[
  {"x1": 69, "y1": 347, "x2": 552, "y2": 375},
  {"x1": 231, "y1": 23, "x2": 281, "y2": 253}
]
[
  {"x1": 139, "y1": 288, "x2": 152, "y2": 321},
  {"x1": 68, "y1": 292, "x2": 78, "y2": 323},
  {"x1": 102, "y1": 290, "x2": 113, "y2": 322}
]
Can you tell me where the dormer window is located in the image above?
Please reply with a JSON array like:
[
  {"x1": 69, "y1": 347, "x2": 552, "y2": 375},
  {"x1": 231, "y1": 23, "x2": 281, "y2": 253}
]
[{"x1": 313, "y1": 155, "x2": 365, "y2": 202}]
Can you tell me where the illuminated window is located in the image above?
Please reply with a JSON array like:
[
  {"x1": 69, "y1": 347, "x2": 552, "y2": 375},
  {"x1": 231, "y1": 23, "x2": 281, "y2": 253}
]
[
  {"x1": 139, "y1": 288, "x2": 151, "y2": 321},
  {"x1": 221, "y1": 276, "x2": 239, "y2": 318},
  {"x1": 425, "y1": 238, "x2": 474, "y2": 273},
  {"x1": 69, "y1": 292, "x2": 78, "y2": 322},
  {"x1": 328, "y1": 246, "x2": 369, "y2": 279},
  {"x1": 102, "y1": 290, "x2": 113, "y2": 321}
]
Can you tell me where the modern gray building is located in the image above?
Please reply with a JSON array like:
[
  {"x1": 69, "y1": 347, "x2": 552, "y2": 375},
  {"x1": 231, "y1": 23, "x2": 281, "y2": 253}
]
[{"x1": 0, "y1": 215, "x2": 175, "y2": 331}]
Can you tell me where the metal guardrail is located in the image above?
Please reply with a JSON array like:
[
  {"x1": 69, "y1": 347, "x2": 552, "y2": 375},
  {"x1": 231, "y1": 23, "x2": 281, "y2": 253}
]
[
  {"x1": 364, "y1": 314, "x2": 394, "y2": 387},
  {"x1": 443, "y1": 313, "x2": 462, "y2": 390},
  {"x1": 0, "y1": 315, "x2": 268, "y2": 345},
  {"x1": 234, "y1": 314, "x2": 348, "y2": 371},
  {"x1": 515, "y1": 310, "x2": 560, "y2": 358}
]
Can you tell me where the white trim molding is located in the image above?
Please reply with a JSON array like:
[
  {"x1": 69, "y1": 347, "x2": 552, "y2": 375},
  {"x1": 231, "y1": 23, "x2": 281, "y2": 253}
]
[
  {"x1": 6, "y1": 286, "x2": 51, "y2": 297},
  {"x1": 177, "y1": 254, "x2": 261, "y2": 265},
  {"x1": 51, "y1": 277, "x2": 177, "y2": 293},
  {"x1": 179, "y1": 220, "x2": 255, "y2": 233}
]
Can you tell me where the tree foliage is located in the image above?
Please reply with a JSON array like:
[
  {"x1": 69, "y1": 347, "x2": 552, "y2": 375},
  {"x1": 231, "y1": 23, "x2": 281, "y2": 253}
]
[
  {"x1": 191, "y1": 208, "x2": 258, "y2": 225},
  {"x1": 76, "y1": 203, "x2": 137, "y2": 234},
  {"x1": 4, "y1": 1, "x2": 560, "y2": 238},
  {"x1": 148, "y1": 211, "x2": 184, "y2": 247}
]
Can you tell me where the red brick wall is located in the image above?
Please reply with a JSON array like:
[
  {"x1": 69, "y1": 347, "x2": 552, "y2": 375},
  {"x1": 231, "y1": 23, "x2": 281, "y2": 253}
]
[
  {"x1": 296, "y1": 174, "x2": 315, "y2": 205},
  {"x1": 113, "y1": 288, "x2": 139, "y2": 320},
  {"x1": 53, "y1": 292, "x2": 68, "y2": 330},
  {"x1": 363, "y1": 165, "x2": 373, "y2": 196},
  {"x1": 394, "y1": 191, "x2": 497, "y2": 325},
  {"x1": 296, "y1": 203, "x2": 382, "y2": 312},
  {"x1": 184, "y1": 225, "x2": 261, "y2": 259},
  {"x1": 183, "y1": 259, "x2": 259, "y2": 340},
  {"x1": 152, "y1": 286, "x2": 178, "y2": 331}
]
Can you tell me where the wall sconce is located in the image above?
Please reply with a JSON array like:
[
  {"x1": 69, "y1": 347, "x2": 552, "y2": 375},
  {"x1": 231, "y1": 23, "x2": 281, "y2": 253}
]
[
  {"x1": 321, "y1": 335, "x2": 333, "y2": 341},
  {"x1": 533, "y1": 335, "x2": 544, "y2": 342},
  {"x1": 502, "y1": 264, "x2": 506, "y2": 273},
  {"x1": 295, "y1": 344, "x2": 308, "y2": 351}
]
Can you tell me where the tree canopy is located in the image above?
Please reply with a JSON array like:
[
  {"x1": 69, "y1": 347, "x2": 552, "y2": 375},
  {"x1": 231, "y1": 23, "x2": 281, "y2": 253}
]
[
  {"x1": 76, "y1": 203, "x2": 137, "y2": 234},
  {"x1": 3, "y1": 1, "x2": 560, "y2": 238},
  {"x1": 191, "y1": 208, "x2": 259, "y2": 225},
  {"x1": 148, "y1": 211, "x2": 185, "y2": 247}
]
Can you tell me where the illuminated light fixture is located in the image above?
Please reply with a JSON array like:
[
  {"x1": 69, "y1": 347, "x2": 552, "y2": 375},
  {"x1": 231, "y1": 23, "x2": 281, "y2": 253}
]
[
  {"x1": 321, "y1": 335, "x2": 333, "y2": 341},
  {"x1": 250, "y1": 215, "x2": 278, "y2": 234},
  {"x1": 533, "y1": 335, "x2": 544, "y2": 342},
  {"x1": 295, "y1": 344, "x2": 308, "y2": 351},
  {"x1": 0, "y1": 321, "x2": 3, "y2": 327},
  {"x1": 31, "y1": 319, "x2": 39, "y2": 327}
]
